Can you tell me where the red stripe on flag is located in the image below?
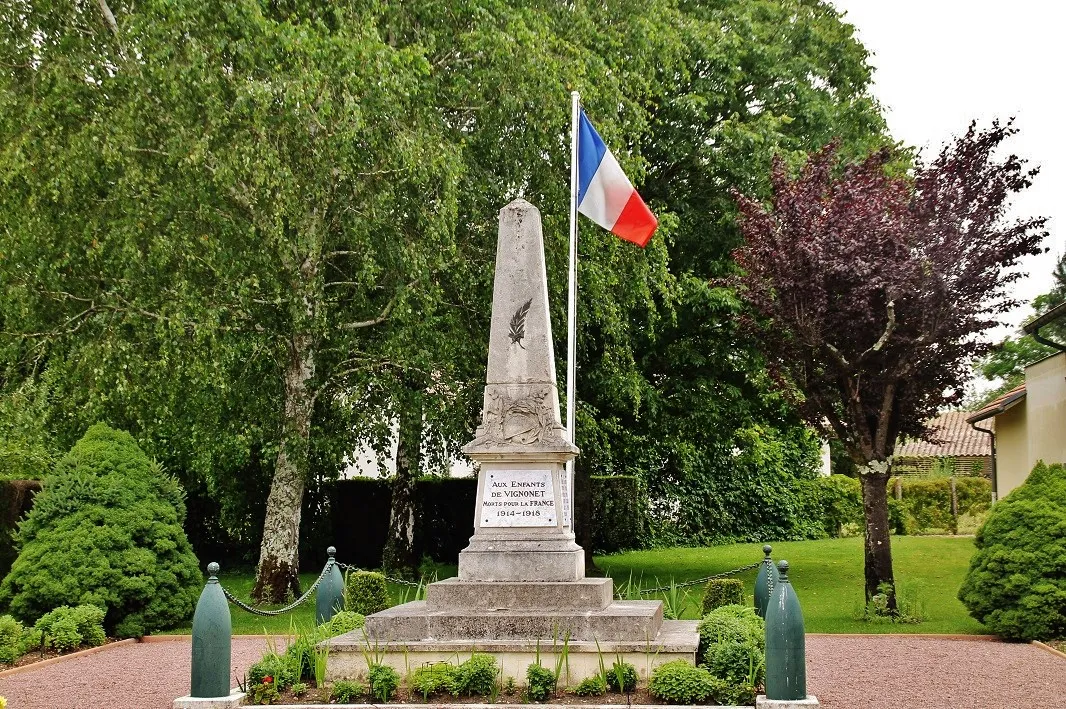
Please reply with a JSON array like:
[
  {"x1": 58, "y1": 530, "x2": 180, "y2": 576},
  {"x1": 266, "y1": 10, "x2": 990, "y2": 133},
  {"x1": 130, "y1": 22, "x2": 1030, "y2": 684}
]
[{"x1": 611, "y1": 191, "x2": 658, "y2": 247}]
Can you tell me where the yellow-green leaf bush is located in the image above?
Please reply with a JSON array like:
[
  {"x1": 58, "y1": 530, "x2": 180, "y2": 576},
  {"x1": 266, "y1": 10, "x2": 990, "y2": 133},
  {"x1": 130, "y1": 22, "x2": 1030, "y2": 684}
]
[
  {"x1": 958, "y1": 461, "x2": 1066, "y2": 641},
  {"x1": 0, "y1": 425, "x2": 200, "y2": 637}
]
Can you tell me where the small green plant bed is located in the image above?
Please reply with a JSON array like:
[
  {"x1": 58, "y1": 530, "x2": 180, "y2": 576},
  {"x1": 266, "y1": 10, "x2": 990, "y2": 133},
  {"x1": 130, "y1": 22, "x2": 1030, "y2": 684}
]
[
  {"x1": 0, "y1": 605, "x2": 113, "y2": 669},
  {"x1": 598, "y1": 536, "x2": 987, "y2": 634}
]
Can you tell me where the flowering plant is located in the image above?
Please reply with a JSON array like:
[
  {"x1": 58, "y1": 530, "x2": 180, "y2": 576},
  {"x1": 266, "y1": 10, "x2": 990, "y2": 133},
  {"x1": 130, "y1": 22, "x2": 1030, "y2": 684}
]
[
  {"x1": 263, "y1": 676, "x2": 273, "y2": 684},
  {"x1": 0, "y1": 695, "x2": 7, "y2": 708}
]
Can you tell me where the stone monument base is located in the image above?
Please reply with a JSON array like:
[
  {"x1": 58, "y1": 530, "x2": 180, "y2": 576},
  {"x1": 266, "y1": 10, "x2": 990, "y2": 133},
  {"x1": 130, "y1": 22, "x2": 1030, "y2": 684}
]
[
  {"x1": 755, "y1": 695, "x2": 820, "y2": 708},
  {"x1": 324, "y1": 620, "x2": 699, "y2": 684}
]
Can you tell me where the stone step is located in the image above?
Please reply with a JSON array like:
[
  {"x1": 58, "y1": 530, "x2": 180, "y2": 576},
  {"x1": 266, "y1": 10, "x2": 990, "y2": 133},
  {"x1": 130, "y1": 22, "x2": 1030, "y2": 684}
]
[
  {"x1": 425, "y1": 577, "x2": 614, "y2": 612},
  {"x1": 363, "y1": 599, "x2": 664, "y2": 642},
  {"x1": 325, "y1": 619, "x2": 699, "y2": 685}
]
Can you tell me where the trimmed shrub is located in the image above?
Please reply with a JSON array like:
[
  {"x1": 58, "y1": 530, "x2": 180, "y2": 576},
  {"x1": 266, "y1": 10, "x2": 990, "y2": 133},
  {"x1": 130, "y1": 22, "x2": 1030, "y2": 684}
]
[
  {"x1": 696, "y1": 604, "x2": 764, "y2": 659},
  {"x1": 0, "y1": 615, "x2": 22, "y2": 664},
  {"x1": 572, "y1": 674, "x2": 607, "y2": 696},
  {"x1": 344, "y1": 571, "x2": 390, "y2": 616},
  {"x1": 457, "y1": 653, "x2": 499, "y2": 696},
  {"x1": 605, "y1": 660, "x2": 637, "y2": 693},
  {"x1": 525, "y1": 663, "x2": 556, "y2": 701},
  {"x1": 33, "y1": 604, "x2": 106, "y2": 653},
  {"x1": 958, "y1": 461, "x2": 1066, "y2": 641},
  {"x1": 648, "y1": 660, "x2": 717, "y2": 704},
  {"x1": 0, "y1": 425, "x2": 200, "y2": 637},
  {"x1": 412, "y1": 663, "x2": 461, "y2": 699},
  {"x1": 705, "y1": 640, "x2": 764, "y2": 686},
  {"x1": 702, "y1": 578, "x2": 744, "y2": 613},
  {"x1": 319, "y1": 610, "x2": 365, "y2": 637},
  {"x1": 368, "y1": 663, "x2": 400, "y2": 702},
  {"x1": 329, "y1": 679, "x2": 366, "y2": 703}
]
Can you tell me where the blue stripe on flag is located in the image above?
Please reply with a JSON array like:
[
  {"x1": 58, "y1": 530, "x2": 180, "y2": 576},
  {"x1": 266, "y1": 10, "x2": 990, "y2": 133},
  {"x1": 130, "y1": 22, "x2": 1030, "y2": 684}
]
[{"x1": 577, "y1": 110, "x2": 607, "y2": 205}]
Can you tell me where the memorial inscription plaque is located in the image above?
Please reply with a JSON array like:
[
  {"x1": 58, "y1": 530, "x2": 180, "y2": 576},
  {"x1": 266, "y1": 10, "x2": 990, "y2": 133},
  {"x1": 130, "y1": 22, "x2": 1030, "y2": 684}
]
[{"x1": 480, "y1": 469, "x2": 556, "y2": 527}]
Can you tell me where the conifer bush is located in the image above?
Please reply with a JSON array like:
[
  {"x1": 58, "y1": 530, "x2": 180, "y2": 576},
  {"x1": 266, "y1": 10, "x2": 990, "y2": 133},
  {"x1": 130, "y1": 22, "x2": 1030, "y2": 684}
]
[
  {"x1": 0, "y1": 424, "x2": 201, "y2": 637},
  {"x1": 958, "y1": 461, "x2": 1066, "y2": 641}
]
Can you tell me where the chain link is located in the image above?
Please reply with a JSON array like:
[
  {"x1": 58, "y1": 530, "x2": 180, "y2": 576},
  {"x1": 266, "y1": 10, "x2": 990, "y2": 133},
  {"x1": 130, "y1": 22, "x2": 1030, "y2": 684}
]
[
  {"x1": 219, "y1": 559, "x2": 334, "y2": 617},
  {"x1": 334, "y1": 560, "x2": 425, "y2": 588},
  {"x1": 637, "y1": 561, "x2": 762, "y2": 595}
]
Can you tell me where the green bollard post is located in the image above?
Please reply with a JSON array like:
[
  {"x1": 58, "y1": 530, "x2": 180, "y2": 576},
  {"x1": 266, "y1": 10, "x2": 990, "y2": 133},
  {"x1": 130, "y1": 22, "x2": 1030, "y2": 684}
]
[
  {"x1": 754, "y1": 544, "x2": 778, "y2": 618},
  {"x1": 315, "y1": 546, "x2": 345, "y2": 625},
  {"x1": 764, "y1": 560, "x2": 807, "y2": 701},
  {"x1": 191, "y1": 562, "x2": 232, "y2": 698}
]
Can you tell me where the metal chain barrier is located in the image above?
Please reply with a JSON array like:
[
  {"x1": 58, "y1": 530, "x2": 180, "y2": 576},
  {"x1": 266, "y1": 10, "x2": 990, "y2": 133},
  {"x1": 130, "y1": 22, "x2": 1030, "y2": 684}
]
[
  {"x1": 218, "y1": 559, "x2": 335, "y2": 616},
  {"x1": 638, "y1": 560, "x2": 762, "y2": 595},
  {"x1": 334, "y1": 560, "x2": 425, "y2": 588}
]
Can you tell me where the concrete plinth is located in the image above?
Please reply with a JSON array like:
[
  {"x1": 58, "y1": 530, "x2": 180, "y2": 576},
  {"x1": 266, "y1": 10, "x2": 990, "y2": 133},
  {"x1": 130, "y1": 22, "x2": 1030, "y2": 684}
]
[
  {"x1": 172, "y1": 690, "x2": 246, "y2": 709},
  {"x1": 426, "y1": 577, "x2": 613, "y2": 611},
  {"x1": 756, "y1": 695, "x2": 820, "y2": 708},
  {"x1": 326, "y1": 620, "x2": 699, "y2": 683},
  {"x1": 364, "y1": 599, "x2": 663, "y2": 642}
]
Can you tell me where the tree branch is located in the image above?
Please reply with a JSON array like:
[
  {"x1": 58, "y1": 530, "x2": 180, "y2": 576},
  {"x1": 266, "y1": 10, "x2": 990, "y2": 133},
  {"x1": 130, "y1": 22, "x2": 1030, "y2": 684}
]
[
  {"x1": 94, "y1": 0, "x2": 121, "y2": 41},
  {"x1": 339, "y1": 279, "x2": 419, "y2": 330},
  {"x1": 860, "y1": 299, "x2": 896, "y2": 360}
]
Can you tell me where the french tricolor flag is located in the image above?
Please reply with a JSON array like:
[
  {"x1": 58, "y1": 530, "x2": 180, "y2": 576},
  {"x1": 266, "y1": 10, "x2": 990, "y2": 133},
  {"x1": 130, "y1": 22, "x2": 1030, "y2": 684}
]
[{"x1": 576, "y1": 109, "x2": 658, "y2": 247}]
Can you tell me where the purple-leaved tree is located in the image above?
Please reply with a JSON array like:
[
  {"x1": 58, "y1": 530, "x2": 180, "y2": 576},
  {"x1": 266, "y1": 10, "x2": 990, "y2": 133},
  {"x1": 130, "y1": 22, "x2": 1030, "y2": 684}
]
[{"x1": 731, "y1": 122, "x2": 1047, "y2": 606}]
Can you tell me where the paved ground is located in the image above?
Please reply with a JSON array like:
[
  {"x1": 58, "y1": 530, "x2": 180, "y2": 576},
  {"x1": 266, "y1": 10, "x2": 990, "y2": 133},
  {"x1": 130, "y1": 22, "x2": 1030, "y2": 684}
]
[{"x1": 0, "y1": 635, "x2": 1062, "y2": 708}]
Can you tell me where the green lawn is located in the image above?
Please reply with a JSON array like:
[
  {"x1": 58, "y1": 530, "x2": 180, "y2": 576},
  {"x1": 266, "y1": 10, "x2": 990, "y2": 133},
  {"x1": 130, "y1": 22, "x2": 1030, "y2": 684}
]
[
  {"x1": 161, "y1": 536, "x2": 985, "y2": 636},
  {"x1": 595, "y1": 536, "x2": 987, "y2": 634}
]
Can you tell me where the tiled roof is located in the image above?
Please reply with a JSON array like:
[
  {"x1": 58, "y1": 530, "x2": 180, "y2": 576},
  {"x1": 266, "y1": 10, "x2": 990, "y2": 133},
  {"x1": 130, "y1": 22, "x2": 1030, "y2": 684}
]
[
  {"x1": 895, "y1": 411, "x2": 994, "y2": 458},
  {"x1": 965, "y1": 383, "x2": 1027, "y2": 425}
]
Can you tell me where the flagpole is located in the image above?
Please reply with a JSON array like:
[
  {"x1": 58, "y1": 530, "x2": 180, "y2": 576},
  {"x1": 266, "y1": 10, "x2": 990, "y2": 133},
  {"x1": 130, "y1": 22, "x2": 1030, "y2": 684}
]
[{"x1": 566, "y1": 90, "x2": 579, "y2": 531}]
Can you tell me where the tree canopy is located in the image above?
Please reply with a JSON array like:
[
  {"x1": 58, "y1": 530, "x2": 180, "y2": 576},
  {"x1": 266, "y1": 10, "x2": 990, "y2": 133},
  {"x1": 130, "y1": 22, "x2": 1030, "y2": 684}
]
[
  {"x1": 2, "y1": 0, "x2": 897, "y2": 588},
  {"x1": 732, "y1": 123, "x2": 1047, "y2": 602}
]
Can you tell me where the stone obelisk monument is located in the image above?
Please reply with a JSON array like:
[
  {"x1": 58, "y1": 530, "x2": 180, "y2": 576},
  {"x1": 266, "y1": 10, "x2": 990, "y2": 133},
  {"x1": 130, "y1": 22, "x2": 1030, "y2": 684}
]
[{"x1": 326, "y1": 200, "x2": 696, "y2": 681}]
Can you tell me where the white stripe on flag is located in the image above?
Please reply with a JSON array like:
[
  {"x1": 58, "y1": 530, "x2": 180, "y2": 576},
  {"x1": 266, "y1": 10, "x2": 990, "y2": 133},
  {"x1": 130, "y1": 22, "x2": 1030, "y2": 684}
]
[{"x1": 578, "y1": 149, "x2": 635, "y2": 232}]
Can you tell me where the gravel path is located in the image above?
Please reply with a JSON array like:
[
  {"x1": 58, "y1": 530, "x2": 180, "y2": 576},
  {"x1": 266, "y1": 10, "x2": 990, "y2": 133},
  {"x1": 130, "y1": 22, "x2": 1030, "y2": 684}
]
[{"x1": 0, "y1": 635, "x2": 1062, "y2": 708}]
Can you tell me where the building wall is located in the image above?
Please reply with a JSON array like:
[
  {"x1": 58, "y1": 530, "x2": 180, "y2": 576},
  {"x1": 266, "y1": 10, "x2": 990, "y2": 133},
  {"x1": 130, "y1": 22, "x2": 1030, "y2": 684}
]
[
  {"x1": 994, "y1": 403, "x2": 1028, "y2": 499},
  {"x1": 1024, "y1": 351, "x2": 1066, "y2": 473}
]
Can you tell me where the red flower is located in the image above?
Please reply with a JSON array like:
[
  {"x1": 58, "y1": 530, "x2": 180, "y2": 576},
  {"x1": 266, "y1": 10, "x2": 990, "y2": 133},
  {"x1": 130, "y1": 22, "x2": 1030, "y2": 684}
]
[{"x1": 262, "y1": 676, "x2": 273, "y2": 684}]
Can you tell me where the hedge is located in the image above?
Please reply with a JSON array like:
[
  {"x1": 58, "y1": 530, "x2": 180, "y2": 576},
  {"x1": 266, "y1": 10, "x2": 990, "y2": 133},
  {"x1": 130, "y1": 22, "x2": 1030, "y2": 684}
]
[
  {"x1": 589, "y1": 475, "x2": 651, "y2": 553},
  {"x1": 0, "y1": 480, "x2": 41, "y2": 580}
]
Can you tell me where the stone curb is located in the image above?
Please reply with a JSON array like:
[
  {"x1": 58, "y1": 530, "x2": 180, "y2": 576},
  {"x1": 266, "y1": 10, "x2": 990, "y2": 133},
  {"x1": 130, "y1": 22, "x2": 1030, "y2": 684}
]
[
  {"x1": 806, "y1": 633, "x2": 1000, "y2": 640},
  {"x1": 1032, "y1": 640, "x2": 1066, "y2": 661},
  {"x1": 141, "y1": 634, "x2": 293, "y2": 642},
  {"x1": 0, "y1": 638, "x2": 137, "y2": 678},
  {"x1": 233, "y1": 705, "x2": 750, "y2": 709}
]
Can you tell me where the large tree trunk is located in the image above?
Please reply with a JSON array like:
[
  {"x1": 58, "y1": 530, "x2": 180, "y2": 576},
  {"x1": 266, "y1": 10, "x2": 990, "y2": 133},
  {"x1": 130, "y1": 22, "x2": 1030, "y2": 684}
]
[
  {"x1": 383, "y1": 386, "x2": 422, "y2": 578},
  {"x1": 252, "y1": 332, "x2": 315, "y2": 603},
  {"x1": 859, "y1": 467, "x2": 896, "y2": 609}
]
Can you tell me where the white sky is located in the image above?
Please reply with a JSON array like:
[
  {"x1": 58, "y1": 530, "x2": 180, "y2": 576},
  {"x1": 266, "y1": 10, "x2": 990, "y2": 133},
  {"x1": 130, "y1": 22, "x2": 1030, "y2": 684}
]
[{"x1": 830, "y1": 0, "x2": 1066, "y2": 331}]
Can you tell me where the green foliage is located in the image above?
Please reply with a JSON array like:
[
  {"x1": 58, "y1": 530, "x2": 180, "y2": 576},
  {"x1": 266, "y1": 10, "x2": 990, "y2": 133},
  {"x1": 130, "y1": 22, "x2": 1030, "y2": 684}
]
[
  {"x1": 248, "y1": 652, "x2": 299, "y2": 691},
  {"x1": 344, "y1": 571, "x2": 390, "y2": 616},
  {"x1": 801, "y1": 474, "x2": 864, "y2": 537},
  {"x1": 457, "y1": 653, "x2": 499, "y2": 696},
  {"x1": 589, "y1": 476, "x2": 651, "y2": 553},
  {"x1": 856, "y1": 582, "x2": 927, "y2": 625},
  {"x1": 648, "y1": 660, "x2": 717, "y2": 704},
  {"x1": 32, "y1": 604, "x2": 107, "y2": 653},
  {"x1": 717, "y1": 681, "x2": 758, "y2": 706},
  {"x1": 248, "y1": 681, "x2": 280, "y2": 705},
  {"x1": 0, "y1": 615, "x2": 22, "y2": 664},
  {"x1": 367, "y1": 663, "x2": 400, "y2": 702},
  {"x1": 606, "y1": 660, "x2": 638, "y2": 693},
  {"x1": 959, "y1": 462, "x2": 1066, "y2": 641},
  {"x1": 0, "y1": 425, "x2": 200, "y2": 637},
  {"x1": 702, "y1": 579, "x2": 744, "y2": 614},
  {"x1": 890, "y1": 477, "x2": 992, "y2": 535},
  {"x1": 290, "y1": 682, "x2": 308, "y2": 698},
  {"x1": 319, "y1": 611, "x2": 365, "y2": 638},
  {"x1": 525, "y1": 663, "x2": 556, "y2": 702},
  {"x1": 411, "y1": 663, "x2": 461, "y2": 700},
  {"x1": 572, "y1": 674, "x2": 608, "y2": 696},
  {"x1": 329, "y1": 680, "x2": 366, "y2": 703},
  {"x1": 705, "y1": 640, "x2": 765, "y2": 687},
  {"x1": 696, "y1": 604, "x2": 764, "y2": 660}
]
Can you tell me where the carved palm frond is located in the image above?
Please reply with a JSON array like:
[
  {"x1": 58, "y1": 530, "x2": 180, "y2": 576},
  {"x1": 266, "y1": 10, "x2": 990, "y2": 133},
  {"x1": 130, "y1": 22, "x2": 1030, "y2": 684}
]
[{"x1": 508, "y1": 298, "x2": 533, "y2": 347}]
